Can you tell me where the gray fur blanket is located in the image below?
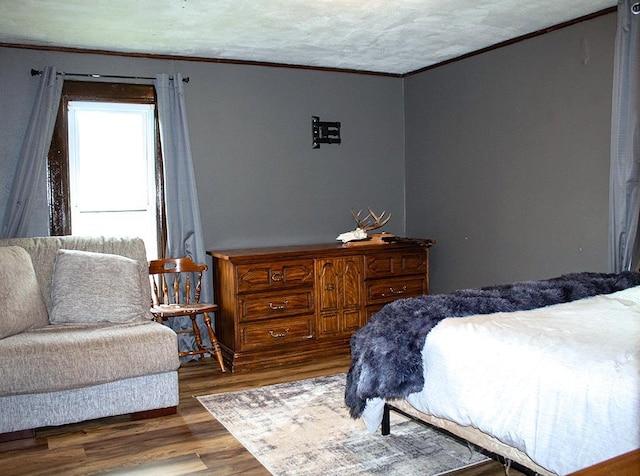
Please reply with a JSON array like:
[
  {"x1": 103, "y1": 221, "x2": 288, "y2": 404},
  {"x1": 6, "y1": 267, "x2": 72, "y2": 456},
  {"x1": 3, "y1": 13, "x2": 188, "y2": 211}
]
[{"x1": 345, "y1": 271, "x2": 640, "y2": 418}]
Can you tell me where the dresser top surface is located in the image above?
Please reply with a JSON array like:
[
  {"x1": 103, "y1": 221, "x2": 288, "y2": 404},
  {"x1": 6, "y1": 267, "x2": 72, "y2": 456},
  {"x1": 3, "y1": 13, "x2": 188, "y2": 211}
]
[{"x1": 207, "y1": 238, "x2": 434, "y2": 261}]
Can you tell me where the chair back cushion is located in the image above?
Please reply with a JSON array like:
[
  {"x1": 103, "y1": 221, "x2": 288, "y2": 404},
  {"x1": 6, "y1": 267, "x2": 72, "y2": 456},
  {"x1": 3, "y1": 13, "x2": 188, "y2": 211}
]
[
  {"x1": 49, "y1": 249, "x2": 152, "y2": 324},
  {"x1": 0, "y1": 236, "x2": 152, "y2": 315},
  {"x1": 0, "y1": 246, "x2": 49, "y2": 338}
]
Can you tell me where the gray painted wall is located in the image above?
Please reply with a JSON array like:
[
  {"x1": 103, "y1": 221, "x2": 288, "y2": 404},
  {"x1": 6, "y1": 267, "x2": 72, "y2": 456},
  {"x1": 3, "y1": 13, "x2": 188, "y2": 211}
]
[
  {"x1": 0, "y1": 47, "x2": 406, "y2": 252},
  {"x1": 0, "y1": 11, "x2": 618, "y2": 294},
  {"x1": 405, "y1": 13, "x2": 617, "y2": 293}
]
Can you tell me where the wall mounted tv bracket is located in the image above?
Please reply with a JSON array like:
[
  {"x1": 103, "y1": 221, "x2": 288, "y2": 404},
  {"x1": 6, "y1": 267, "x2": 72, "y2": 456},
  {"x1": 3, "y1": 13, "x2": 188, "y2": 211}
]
[{"x1": 312, "y1": 116, "x2": 341, "y2": 149}]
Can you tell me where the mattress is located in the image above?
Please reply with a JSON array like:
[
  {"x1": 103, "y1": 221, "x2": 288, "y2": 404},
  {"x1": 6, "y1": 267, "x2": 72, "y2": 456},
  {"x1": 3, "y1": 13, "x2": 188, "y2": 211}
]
[{"x1": 362, "y1": 286, "x2": 640, "y2": 475}]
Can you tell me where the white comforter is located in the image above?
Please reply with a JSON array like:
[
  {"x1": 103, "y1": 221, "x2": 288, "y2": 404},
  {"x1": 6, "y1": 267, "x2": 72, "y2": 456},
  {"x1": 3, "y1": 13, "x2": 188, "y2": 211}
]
[{"x1": 362, "y1": 286, "x2": 640, "y2": 475}]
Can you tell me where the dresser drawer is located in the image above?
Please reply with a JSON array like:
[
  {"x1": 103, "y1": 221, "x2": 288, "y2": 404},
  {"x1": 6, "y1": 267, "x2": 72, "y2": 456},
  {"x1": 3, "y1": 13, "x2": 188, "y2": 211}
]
[
  {"x1": 236, "y1": 259, "x2": 314, "y2": 293},
  {"x1": 365, "y1": 251, "x2": 426, "y2": 278},
  {"x1": 239, "y1": 316, "x2": 315, "y2": 351},
  {"x1": 239, "y1": 290, "x2": 314, "y2": 322},
  {"x1": 366, "y1": 276, "x2": 425, "y2": 305}
]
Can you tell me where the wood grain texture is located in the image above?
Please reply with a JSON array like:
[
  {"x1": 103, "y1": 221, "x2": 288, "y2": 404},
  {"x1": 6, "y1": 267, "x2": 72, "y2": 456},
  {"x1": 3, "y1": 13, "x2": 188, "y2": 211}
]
[
  {"x1": 0, "y1": 355, "x2": 521, "y2": 476},
  {"x1": 209, "y1": 242, "x2": 431, "y2": 372},
  {"x1": 567, "y1": 449, "x2": 640, "y2": 476}
]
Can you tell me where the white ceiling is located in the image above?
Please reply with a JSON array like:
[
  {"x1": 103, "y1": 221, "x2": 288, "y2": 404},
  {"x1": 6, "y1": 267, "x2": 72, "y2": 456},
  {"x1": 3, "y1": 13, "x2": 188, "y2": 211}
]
[{"x1": 0, "y1": 0, "x2": 617, "y2": 75}]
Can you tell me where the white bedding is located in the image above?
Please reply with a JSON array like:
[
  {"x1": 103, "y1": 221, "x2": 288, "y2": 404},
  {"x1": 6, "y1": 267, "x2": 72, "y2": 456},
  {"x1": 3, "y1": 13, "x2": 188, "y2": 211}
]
[{"x1": 362, "y1": 286, "x2": 640, "y2": 475}]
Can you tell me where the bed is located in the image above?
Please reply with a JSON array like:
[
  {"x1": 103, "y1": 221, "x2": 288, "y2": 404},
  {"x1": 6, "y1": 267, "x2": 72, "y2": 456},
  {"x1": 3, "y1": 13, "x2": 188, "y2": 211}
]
[{"x1": 344, "y1": 272, "x2": 640, "y2": 475}]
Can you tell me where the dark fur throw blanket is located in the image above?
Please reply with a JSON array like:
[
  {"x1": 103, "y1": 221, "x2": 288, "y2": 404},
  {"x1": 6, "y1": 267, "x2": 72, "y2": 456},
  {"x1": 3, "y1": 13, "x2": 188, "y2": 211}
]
[{"x1": 345, "y1": 271, "x2": 640, "y2": 418}]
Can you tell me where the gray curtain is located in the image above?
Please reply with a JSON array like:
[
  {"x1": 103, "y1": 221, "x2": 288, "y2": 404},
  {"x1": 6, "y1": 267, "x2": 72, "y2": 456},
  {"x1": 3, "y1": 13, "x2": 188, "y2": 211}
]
[
  {"x1": 154, "y1": 73, "x2": 212, "y2": 356},
  {"x1": 609, "y1": 1, "x2": 640, "y2": 272},
  {"x1": 2, "y1": 66, "x2": 63, "y2": 238}
]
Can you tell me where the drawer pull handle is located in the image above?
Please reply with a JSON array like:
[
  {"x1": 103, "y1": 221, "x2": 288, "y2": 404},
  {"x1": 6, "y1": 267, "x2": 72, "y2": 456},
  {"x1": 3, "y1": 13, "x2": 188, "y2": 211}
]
[
  {"x1": 268, "y1": 300, "x2": 289, "y2": 311},
  {"x1": 382, "y1": 286, "x2": 407, "y2": 297},
  {"x1": 271, "y1": 272, "x2": 284, "y2": 282},
  {"x1": 269, "y1": 328, "x2": 290, "y2": 338}
]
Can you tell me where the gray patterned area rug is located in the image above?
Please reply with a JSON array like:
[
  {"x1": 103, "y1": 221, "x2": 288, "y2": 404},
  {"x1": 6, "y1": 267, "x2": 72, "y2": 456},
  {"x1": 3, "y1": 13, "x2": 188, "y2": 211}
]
[{"x1": 197, "y1": 373, "x2": 488, "y2": 475}]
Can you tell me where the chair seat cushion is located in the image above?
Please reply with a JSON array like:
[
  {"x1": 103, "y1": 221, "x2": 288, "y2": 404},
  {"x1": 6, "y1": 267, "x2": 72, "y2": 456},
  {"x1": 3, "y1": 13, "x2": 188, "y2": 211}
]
[{"x1": 0, "y1": 321, "x2": 179, "y2": 396}]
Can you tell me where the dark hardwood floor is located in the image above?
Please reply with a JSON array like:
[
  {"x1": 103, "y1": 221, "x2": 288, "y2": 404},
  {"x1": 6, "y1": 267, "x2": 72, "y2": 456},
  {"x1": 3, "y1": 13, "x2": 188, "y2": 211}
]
[{"x1": 0, "y1": 355, "x2": 521, "y2": 475}]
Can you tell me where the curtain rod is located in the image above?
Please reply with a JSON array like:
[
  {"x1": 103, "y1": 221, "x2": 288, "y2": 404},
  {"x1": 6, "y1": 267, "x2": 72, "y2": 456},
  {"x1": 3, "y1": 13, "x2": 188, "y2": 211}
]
[{"x1": 30, "y1": 68, "x2": 189, "y2": 82}]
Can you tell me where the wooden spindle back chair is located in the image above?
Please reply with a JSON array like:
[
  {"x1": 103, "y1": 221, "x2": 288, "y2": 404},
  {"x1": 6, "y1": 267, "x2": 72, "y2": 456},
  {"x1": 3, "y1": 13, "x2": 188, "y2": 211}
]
[{"x1": 149, "y1": 257, "x2": 225, "y2": 372}]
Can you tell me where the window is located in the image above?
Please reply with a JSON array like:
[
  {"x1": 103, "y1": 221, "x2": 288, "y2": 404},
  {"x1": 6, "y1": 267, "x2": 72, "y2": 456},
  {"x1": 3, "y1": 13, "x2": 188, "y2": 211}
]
[
  {"x1": 67, "y1": 101, "x2": 158, "y2": 257},
  {"x1": 48, "y1": 81, "x2": 165, "y2": 260}
]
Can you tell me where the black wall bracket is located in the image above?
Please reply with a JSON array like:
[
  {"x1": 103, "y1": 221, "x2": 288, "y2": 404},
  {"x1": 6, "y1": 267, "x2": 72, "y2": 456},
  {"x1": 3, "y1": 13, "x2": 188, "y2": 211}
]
[{"x1": 312, "y1": 116, "x2": 341, "y2": 149}]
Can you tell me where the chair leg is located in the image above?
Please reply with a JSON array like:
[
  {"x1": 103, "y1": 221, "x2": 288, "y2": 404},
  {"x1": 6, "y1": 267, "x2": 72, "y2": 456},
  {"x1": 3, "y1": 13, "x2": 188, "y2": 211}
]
[
  {"x1": 190, "y1": 315, "x2": 205, "y2": 351},
  {"x1": 203, "y1": 312, "x2": 226, "y2": 373}
]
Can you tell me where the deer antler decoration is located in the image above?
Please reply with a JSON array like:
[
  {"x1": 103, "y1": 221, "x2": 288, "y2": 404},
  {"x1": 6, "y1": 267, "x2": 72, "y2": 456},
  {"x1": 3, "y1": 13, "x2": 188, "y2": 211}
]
[
  {"x1": 337, "y1": 207, "x2": 393, "y2": 243},
  {"x1": 351, "y1": 208, "x2": 392, "y2": 232}
]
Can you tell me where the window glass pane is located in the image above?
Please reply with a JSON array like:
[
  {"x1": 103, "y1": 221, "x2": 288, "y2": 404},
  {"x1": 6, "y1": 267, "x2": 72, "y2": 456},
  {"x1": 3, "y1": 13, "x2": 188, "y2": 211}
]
[
  {"x1": 68, "y1": 101, "x2": 158, "y2": 259},
  {"x1": 69, "y1": 102, "x2": 153, "y2": 211}
]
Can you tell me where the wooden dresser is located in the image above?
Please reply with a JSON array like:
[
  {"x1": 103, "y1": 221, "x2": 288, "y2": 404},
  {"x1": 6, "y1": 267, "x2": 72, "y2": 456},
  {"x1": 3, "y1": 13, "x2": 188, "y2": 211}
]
[{"x1": 208, "y1": 240, "x2": 434, "y2": 372}]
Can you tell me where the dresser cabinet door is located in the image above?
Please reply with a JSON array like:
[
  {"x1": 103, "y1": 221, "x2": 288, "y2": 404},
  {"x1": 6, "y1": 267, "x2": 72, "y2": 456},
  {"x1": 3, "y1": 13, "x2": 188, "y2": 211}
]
[{"x1": 316, "y1": 256, "x2": 364, "y2": 338}]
